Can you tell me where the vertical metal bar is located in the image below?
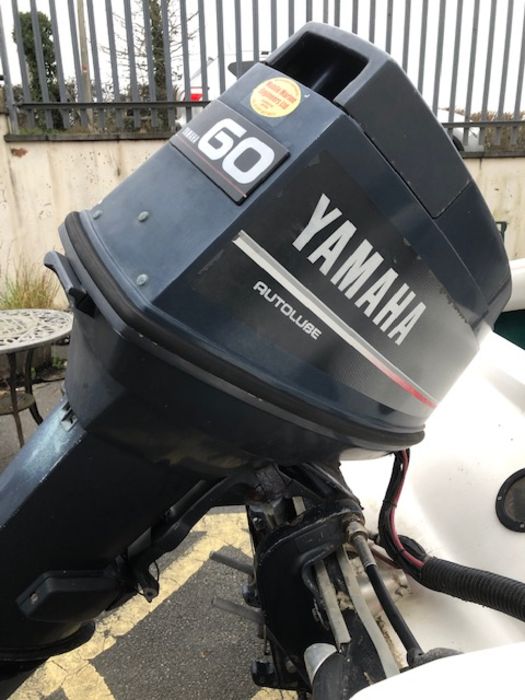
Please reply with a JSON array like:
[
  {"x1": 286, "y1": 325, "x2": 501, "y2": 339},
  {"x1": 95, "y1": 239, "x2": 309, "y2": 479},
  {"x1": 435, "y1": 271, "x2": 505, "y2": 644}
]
[
  {"x1": 24, "y1": 349, "x2": 43, "y2": 424},
  {"x1": 464, "y1": 0, "x2": 480, "y2": 145},
  {"x1": 432, "y1": 0, "x2": 447, "y2": 115},
  {"x1": 12, "y1": 0, "x2": 35, "y2": 128},
  {"x1": 123, "y1": 0, "x2": 141, "y2": 129},
  {"x1": 49, "y1": 0, "x2": 69, "y2": 129},
  {"x1": 323, "y1": 0, "x2": 329, "y2": 24},
  {"x1": 105, "y1": 0, "x2": 123, "y2": 130},
  {"x1": 198, "y1": 0, "x2": 209, "y2": 101},
  {"x1": 86, "y1": 0, "x2": 105, "y2": 131},
  {"x1": 30, "y1": 0, "x2": 53, "y2": 129},
  {"x1": 7, "y1": 354, "x2": 24, "y2": 448},
  {"x1": 160, "y1": 0, "x2": 175, "y2": 129},
  {"x1": 179, "y1": 0, "x2": 192, "y2": 122},
  {"x1": 306, "y1": 0, "x2": 313, "y2": 22},
  {"x1": 448, "y1": 0, "x2": 463, "y2": 135},
  {"x1": 271, "y1": 0, "x2": 277, "y2": 47},
  {"x1": 417, "y1": 0, "x2": 428, "y2": 93},
  {"x1": 234, "y1": 0, "x2": 242, "y2": 79},
  {"x1": 352, "y1": 0, "x2": 358, "y2": 33},
  {"x1": 68, "y1": 0, "x2": 88, "y2": 127},
  {"x1": 77, "y1": 0, "x2": 93, "y2": 126},
  {"x1": 252, "y1": 0, "x2": 260, "y2": 61},
  {"x1": 512, "y1": 5, "x2": 525, "y2": 145},
  {"x1": 480, "y1": 0, "x2": 497, "y2": 146},
  {"x1": 385, "y1": 0, "x2": 393, "y2": 54},
  {"x1": 496, "y1": 0, "x2": 514, "y2": 145},
  {"x1": 216, "y1": 0, "x2": 226, "y2": 94},
  {"x1": 402, "y1": 0, "x2": 411, "y2": 72},
  {"x1": 334, "y1": 0, "x2": 341, "y2": 27},
  {"x1": 0, "y1": 5, "x2": 18, "y2": 133},
  {"x1": 288, "y1": 0, "x2": 294, "y2": 36},
  {"x1": 142, "y1": 0, "x2": 158, "y2": 129},
  {"x1": 369, "y1": 0, "x2": 376, "y2": 42}
]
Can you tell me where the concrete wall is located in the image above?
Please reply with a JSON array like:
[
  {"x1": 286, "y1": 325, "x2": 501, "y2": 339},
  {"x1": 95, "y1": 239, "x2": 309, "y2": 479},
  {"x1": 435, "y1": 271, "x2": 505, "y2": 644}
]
[
  {"x1": 1, "y1": 114, "x2": 524, "y2": 287},
  {"x1": 0, "y1": 115, "x2": 155, "y2": 282},
  {"x1": 464, "y1": 158, "x2": 524, "y2": 260}
]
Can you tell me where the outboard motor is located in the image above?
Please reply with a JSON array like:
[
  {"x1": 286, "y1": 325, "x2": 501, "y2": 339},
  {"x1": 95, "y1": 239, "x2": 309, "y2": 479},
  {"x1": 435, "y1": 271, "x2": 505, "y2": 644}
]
[{"x1": 0, "y1": 23, "x2": 511, "y2": 698}]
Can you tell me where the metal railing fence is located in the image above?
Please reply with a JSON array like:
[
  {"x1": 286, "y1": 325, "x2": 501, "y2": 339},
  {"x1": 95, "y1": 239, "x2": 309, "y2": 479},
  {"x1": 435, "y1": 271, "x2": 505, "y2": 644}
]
[{"x1": 0, "y1": 0, "x2": 524, "y2": 152}]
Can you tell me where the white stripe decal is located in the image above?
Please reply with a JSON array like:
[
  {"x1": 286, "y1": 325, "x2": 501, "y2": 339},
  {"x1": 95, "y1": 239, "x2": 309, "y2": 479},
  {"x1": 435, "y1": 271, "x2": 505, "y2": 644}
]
[{"x1": 233, "y1": 230, "x2": 437, "y2": 408}]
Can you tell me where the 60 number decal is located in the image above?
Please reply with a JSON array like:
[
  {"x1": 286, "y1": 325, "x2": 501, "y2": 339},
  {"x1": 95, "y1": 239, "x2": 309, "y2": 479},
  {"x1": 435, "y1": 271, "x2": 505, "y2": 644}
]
[
  {"x1": 198, "y1": 118, "x2": 276, "y2": 185},
  {"x1": 172, "y1": 100, "x2": 289, "y2": 202}
]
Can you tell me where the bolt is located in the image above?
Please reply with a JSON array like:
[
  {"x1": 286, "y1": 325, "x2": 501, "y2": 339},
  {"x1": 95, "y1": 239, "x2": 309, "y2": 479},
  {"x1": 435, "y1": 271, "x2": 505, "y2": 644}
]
[
  {"x1": 30, "y1": 592, "x2": 39, "y2": 605},
  {"x1": 136, "y1": 274, "x2": 149, "y2": 286},
  {"x1": 520, "y1": 523, "x2": 525, "y2": 529},
  {"x1": 92, "y1": 209, "x2": 102, "y2": 219},
  {"x1": 285, "y1": 659, "x2": 296, "y2": 674},
  {"x1": 137, "y1": 211, "x2": 150, "y2": 222},
  {"x1": 251, "y1": 516, "x2": 265, "y2": 532}
]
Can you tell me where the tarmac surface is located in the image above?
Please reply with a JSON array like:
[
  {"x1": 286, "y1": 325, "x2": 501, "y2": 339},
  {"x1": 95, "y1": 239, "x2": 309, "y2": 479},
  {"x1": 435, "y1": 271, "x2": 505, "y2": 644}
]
[{"x1": 0, "y1": 383, "x2": 296, "y2": 700}]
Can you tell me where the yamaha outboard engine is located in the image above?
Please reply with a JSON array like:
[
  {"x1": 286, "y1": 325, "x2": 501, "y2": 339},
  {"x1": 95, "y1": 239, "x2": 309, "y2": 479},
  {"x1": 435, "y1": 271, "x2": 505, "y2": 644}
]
[{"x1": 0, "y1": 23, "x2": 511, "y2": 697}]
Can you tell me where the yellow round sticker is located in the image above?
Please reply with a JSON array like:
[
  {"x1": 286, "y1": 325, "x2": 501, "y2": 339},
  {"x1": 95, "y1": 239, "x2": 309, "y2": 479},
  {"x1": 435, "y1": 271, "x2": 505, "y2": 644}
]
[{"x1": 250, "y1": 77, "x2": 302, "y2": 118}]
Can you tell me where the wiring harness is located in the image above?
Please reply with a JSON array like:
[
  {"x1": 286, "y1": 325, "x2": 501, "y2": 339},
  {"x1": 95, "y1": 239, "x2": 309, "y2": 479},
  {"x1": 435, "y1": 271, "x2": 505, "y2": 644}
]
[{"x1": 379, "y1": 450, "x2": 525, "y2": 623}]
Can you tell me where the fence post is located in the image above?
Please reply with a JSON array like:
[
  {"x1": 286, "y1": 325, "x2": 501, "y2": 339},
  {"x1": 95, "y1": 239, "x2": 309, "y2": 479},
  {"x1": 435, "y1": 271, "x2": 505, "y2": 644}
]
[
  {"x1": 49, "y1": 0, "x2": 71, "y2": 130},
  {"x1": 29, "y1": 0, "x2": 53, "y2": 130},
  {"x1": 77, "y1": 0, "x2": 93, "y2": 129},
  {"x1": 179, "y1": 0, "x2": 192, "y2": 123},
  {"x1": 0, "y1": 5, "x2": 18, "y2": 133}
]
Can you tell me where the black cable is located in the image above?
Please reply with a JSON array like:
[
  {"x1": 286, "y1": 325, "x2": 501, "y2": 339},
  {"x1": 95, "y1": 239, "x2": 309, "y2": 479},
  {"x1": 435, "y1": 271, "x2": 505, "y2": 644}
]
[
  {"x1": 352, "y1": 532, "x2": 423, "y2": 658},
  {"x1": 365, "y1": 563, "x2": 423, "y2": 657}
]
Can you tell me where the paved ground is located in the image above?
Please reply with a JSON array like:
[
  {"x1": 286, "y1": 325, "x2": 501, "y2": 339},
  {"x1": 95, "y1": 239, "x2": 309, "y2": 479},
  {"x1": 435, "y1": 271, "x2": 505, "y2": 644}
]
[
  {"x1": 0, "y1": 380, "x2": 63, "y2": 467},
  {"x1": 0, "y1": 384, "x2": 296, "y2": 700}
]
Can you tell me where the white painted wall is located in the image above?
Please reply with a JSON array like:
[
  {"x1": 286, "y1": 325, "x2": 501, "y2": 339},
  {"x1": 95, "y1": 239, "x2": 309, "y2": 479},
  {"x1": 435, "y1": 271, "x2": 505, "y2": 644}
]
[{"x1": 0, "y1": 114, "x2": 523, "y2": 284}]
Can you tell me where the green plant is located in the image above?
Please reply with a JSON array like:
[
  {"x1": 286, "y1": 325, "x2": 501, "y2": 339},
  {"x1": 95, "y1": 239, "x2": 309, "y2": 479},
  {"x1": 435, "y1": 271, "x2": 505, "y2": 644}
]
[
  {"x1": 0, "y1": 261, "x2": 62, "y2": 309},
  {"x1": 13, "y1": 12, "x2": 58, "y2": 102},
  {"x1": 51, "y1": 356, "x2": 66, "y2": 370}
]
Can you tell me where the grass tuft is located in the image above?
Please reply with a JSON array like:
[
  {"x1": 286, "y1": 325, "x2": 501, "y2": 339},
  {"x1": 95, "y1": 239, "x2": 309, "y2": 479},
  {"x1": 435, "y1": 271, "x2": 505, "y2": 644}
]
[{"x1": 0, "y1": 261, "x2": 61, "y2": 309}]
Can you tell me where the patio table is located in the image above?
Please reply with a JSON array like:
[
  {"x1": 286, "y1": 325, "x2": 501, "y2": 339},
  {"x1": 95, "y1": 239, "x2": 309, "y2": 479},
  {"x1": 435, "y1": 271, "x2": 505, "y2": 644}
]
[{"x1": 0, "y1": 309, "x2": 72, "y2": 447}]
